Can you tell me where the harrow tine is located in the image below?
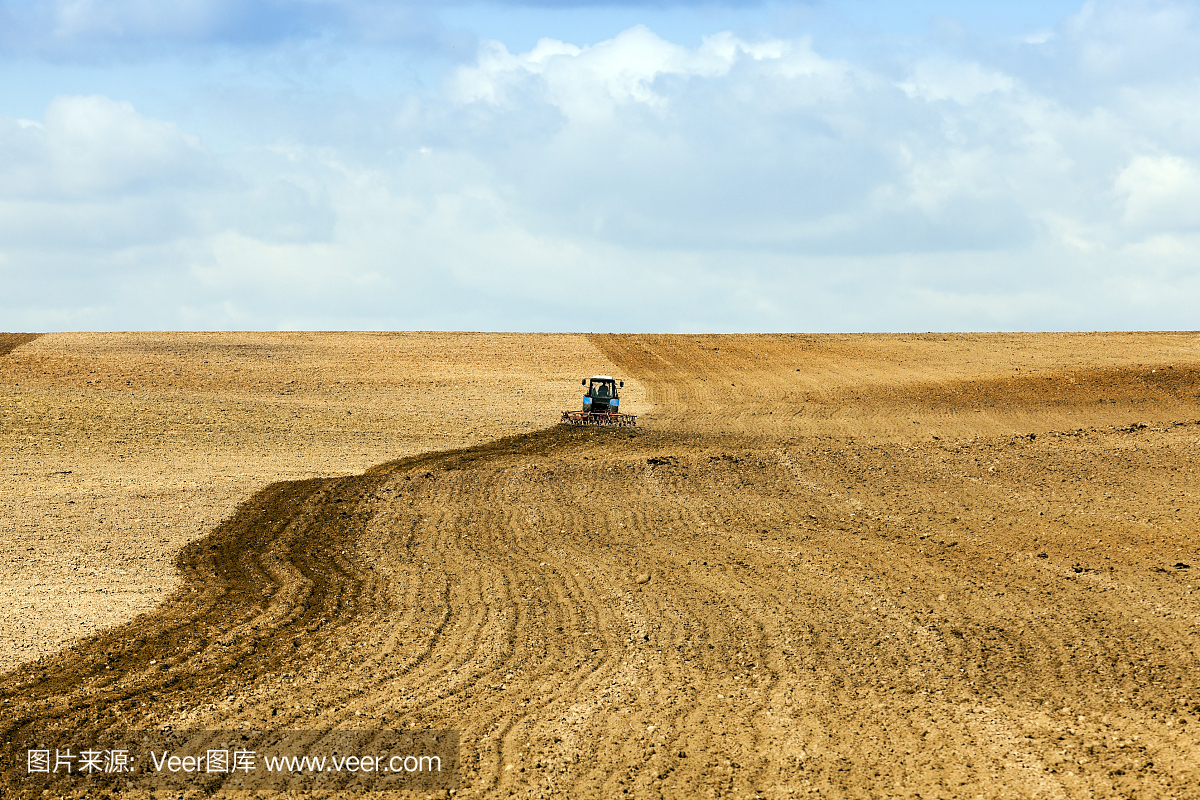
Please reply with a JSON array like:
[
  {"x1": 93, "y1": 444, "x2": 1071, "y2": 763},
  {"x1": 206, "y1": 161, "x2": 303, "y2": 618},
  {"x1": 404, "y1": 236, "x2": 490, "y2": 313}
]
[{"x1": 559, "y1": 410, "x2": 637, "y2": 427}]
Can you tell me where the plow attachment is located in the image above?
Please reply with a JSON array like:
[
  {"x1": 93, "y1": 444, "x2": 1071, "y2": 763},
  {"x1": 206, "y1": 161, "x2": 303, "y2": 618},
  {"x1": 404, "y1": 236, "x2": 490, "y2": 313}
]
[{"x1": 560, "y1": 410, "x2": 638, "y2": 427}]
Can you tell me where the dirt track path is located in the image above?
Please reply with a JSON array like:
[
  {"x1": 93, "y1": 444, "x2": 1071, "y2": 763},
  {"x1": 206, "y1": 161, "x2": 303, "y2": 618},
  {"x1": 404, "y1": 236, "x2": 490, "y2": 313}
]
[{"x1": 4, "y1": 332, "x2": 1200, "y2": 799}]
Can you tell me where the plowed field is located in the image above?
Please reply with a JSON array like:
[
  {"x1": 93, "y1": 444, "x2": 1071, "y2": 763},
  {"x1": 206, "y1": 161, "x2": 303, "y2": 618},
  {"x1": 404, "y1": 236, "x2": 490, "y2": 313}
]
[
  {"x1": 3, "y1": 332, "x2": 1200, "y2": 799},
  {"x1": 0, "y1": 332, "x2": 630, "y2": 671}
]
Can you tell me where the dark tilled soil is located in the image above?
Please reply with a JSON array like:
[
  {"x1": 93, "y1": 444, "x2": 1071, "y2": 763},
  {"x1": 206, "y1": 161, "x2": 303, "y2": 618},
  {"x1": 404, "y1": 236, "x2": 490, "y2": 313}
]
[{"x1": 0, "y1": 334, "x2": 40, "y2": 357}]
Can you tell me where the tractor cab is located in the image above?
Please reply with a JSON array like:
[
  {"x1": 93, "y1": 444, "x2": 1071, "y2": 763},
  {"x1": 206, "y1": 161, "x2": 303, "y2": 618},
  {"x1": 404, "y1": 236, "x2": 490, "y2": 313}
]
[{"x1": 582, "y1": 375, "x2": 623, "y2": 413}]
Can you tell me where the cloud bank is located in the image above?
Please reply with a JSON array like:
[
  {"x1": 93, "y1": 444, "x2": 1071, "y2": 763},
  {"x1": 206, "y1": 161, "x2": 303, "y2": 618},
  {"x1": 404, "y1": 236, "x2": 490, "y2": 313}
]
[{"x1": 2, "y1": 0, "x2": 1200, "y2": 331}]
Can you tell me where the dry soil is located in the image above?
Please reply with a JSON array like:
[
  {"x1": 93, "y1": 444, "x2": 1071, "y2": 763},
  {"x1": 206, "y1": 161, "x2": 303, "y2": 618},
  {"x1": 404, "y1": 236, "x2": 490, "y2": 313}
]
[{"x1": 2, "y1": 331, "x2": 1199, "y2": 799}]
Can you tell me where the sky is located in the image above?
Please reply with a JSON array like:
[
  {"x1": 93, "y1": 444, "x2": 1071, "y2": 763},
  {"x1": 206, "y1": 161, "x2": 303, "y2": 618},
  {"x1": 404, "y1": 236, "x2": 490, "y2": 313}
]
[{"x1": 1, "y1": 0, "x2": 1199, "y2": 332}]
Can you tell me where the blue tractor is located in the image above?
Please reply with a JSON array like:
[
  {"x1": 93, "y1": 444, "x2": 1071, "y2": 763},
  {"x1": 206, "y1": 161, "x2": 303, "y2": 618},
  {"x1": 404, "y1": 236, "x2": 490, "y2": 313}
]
[{"x1": 560, "y1": 375, "x2": 637, "y2": 426}]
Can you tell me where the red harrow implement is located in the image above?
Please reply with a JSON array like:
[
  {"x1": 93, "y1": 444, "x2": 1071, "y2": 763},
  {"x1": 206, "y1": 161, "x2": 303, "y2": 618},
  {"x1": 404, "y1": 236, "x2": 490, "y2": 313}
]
[{"x1": 560, "y1": 410, "x2": 637, "y2": 427}]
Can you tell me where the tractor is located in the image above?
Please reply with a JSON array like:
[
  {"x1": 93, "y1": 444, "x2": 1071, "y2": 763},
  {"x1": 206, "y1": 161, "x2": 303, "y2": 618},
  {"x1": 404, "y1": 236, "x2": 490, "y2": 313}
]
[{"x1": 560, "y1": 375, "x2": 637, "y2": 427}]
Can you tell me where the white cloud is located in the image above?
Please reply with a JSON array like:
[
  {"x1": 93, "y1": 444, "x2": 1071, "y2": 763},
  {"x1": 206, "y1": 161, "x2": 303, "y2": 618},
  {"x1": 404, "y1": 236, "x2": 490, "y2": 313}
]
[
  {"x1": 1115, "y1": 154, "x2": 1200, "y2": 231},
  {"x1": 6, "y1": 3, "x2": 1200, "y2": 332},
  {"x1": 0, "y1": 95, "x2": 209, "y2": 200},
  {"x1": 453, "y1": 26, "x2": 796, "y2": 122},
  {"x1": 899, "y1": 60, "x2": 1016, "y2": 104},
  {"x1": 1065, "y1": 0, "x2": 1200, "y2": 80}
]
